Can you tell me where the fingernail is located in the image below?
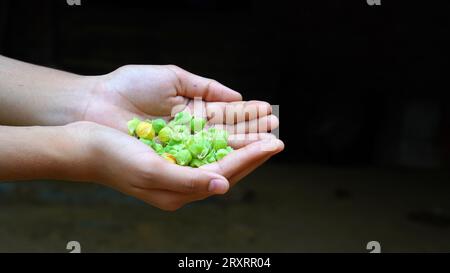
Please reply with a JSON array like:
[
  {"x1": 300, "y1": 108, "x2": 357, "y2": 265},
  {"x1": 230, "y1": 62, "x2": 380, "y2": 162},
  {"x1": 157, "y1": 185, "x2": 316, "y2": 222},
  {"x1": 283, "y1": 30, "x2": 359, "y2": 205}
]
[{"x1": 208, "y1": 179, "x2": 229, "y2": 194}]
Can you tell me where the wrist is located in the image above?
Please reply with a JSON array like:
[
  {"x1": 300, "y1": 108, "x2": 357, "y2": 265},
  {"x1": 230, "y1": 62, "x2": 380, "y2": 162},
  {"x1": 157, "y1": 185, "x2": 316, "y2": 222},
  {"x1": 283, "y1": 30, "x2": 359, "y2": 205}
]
[
  {"x1": 0, "y1": 56, "x2": 103, "y2": 126},
  {"x1": 71, "y1": 75, "x2": 103, "y2": 124},
  {"x1": 58, "y1": 121, "x2": 105, "y2": 183},
  {"x1": 0, "y1": 124, "x2": 98, "y2": 182}
]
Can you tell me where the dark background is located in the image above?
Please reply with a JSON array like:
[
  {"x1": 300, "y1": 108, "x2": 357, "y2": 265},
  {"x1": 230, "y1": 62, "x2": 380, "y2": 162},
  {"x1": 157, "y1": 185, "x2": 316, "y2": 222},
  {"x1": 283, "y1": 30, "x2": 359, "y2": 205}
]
[
  {"x1": 1, "y1": 0, "x2": 449, "y2": 167},
  {"x1": 1, "y1": 0, "x2": 450, "y2": 252}
]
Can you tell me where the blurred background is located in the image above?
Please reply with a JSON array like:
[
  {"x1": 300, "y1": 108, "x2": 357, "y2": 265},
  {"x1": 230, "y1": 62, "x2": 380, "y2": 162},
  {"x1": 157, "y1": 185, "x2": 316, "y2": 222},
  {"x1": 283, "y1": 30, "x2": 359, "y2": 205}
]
[{"x1": 1, "y1": 0, "x2": 450, "y2": 252}]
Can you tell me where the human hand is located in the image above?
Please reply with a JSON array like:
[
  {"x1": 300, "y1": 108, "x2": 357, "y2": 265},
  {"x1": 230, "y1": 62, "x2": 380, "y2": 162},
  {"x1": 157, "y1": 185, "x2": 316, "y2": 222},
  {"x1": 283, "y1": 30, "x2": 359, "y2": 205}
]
[
  {"x1": 66, "y1": 121, "x2": 283, "y2": 211},
  {"x1": 66, "y1": 121, "x2": 279, "y2": 210},
  {"x1": 83, "y1": 65, "x2": 278, "y2": 133},
  {"x1": 66, "y1": 121, "x2": 229, "y2": 210},
  {"x1": 0, "y1": 57, "x2": 284, "y2": 208},
  {"x1": 82, "y1": 65, "x2": 282, "y2": 187}
]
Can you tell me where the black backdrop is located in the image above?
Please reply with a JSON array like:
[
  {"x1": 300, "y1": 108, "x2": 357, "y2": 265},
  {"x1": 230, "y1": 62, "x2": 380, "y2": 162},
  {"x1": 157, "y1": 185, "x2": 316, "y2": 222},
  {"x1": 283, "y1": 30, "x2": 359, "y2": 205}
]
[{"x1": 1, "y1": 0, "x2": 449, "y2": 167}]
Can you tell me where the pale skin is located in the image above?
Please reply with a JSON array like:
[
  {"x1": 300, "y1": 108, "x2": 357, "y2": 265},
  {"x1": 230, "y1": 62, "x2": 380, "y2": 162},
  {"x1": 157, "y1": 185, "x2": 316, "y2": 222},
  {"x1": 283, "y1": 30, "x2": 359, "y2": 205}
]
[{"x1": 0, "y1": 55, "x2": 284, "y2": 211}]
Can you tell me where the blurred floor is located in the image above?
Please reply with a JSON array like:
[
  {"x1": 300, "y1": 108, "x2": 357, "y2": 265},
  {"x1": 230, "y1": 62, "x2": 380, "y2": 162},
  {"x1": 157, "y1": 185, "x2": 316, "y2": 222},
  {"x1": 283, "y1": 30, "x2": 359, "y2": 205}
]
[{"x1": 1, "y1": 164, "x2": 450, "y2": 252}]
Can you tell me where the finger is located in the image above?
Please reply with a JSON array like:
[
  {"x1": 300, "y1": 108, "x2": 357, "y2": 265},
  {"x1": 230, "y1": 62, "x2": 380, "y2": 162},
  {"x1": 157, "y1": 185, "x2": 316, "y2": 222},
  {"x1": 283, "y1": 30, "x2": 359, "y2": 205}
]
[
  {"x1": 152, "y1": 160, "x2": 230, "y2": 194},
  {"x1": 147, "y1": 138, "x2": 284, "y2": 205},
  {"x1": 201, "y1": 138, "x2": 284, "y2": 182},
  {"x1": 203, "y1": 100, "x2": 272, "y2": 124},
  {"x1": 168, "y1": 65, "x2": 242, "y2": 102},
  {"x1": 227, "y1": 133, "x2": 277, "y2": 149},
  {"x1": 211, "y1": 114, "x2": 279, "y2": 134}
]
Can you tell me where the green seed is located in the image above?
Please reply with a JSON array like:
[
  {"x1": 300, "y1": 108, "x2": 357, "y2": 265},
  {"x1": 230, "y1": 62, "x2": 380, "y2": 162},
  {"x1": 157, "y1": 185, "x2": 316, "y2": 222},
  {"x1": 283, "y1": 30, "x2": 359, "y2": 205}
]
[
  {"x1": 174, "y1": 111, "x2": 192, "y2": 125},
  {"x1": 190, "y1": 159, "x2": 205, "y2": 168},
  {"x1": 152, "y1": 142, "x2": 164, "y2": 154},
  {"x1": 136, "y1": 121, "x2": 155, "y2": 140},
  {"x1": 187, "y1": 134, "x2": 211, "y2": 159},
  {"x1": 127, "y1": 117, "x2": 141, "y2": 136},
  {"x1": 152, "y1": 119, "x2": 166, "y2": 134},
  {"x1": 158, "y1": 126, "x2": 173, "y2": 144},
  {"x1": 161, "y1": 153, "x2": 177, "y2": 164},
  {"x1": 140, "y1": 138, "x2": 153, "y2": 147},
  {"x1": 128, "y1": 115, "x2": 232, "y2": 167},
  {"x1": 216, "y1": 148, "x2": 230, "y2": 161},
  {"x1": 174, "y1": 149, "x2": 192, "y2": 166},
  {"x1": 172, "y1": 125, "x2": 190, "y2": 142},
  {"x1": 205, "y1": 151, "x2": 217, "y2": 163},
  {"x1": 212, "y1": 138, "x2": 227, "y2": 151},
  {"x1": 191, "y1": 117, "x2": 206, "y2": 133}
]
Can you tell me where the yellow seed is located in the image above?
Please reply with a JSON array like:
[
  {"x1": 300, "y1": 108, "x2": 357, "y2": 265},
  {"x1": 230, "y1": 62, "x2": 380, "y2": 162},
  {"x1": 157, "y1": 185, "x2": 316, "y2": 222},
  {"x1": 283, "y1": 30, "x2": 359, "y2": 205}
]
[
  {"x1": 161, "y1": 153, "x2": 176, "y2": 164},
  {"x1": 136, "y1": 122, "x2": 155, "y2": 139}
]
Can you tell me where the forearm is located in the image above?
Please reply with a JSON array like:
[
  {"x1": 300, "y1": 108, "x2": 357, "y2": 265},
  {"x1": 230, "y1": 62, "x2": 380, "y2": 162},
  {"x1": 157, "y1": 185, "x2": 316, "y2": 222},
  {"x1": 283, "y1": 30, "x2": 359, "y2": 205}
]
[
  {"x1": 0, "y1": 55, "x2": 97, "y2": 126},
  {"x1": 0, "y1": 123, "x2": 97, "y2": 182}
]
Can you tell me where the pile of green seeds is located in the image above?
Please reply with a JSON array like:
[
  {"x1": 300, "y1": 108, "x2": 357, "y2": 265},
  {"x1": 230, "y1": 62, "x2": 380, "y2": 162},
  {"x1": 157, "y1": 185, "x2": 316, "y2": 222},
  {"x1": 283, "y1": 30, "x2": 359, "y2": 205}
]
[{"x1": 127, "y1": 112, "x2": 233, "y2": 167}]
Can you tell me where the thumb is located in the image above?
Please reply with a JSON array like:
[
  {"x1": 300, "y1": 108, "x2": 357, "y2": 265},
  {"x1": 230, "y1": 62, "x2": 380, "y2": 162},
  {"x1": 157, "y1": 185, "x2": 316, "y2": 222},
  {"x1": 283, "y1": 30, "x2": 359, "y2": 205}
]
[{"x1": 155, "y1": 161, "x2": 230, "y2": 194}]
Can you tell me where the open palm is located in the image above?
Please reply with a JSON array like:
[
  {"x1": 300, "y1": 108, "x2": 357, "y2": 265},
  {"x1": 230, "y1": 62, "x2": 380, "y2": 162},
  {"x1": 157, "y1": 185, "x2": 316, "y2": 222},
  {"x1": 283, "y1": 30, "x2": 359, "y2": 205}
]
[{"x1": 83, "y1": 64, "x2": 283, "y2": 187}]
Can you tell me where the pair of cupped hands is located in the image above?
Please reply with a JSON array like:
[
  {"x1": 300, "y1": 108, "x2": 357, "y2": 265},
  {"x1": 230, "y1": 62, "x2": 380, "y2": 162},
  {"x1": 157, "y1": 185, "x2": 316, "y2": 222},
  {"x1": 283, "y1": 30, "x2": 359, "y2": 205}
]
[{"x1": 71, "y1": 65, "x2": 283, "y2": 210}]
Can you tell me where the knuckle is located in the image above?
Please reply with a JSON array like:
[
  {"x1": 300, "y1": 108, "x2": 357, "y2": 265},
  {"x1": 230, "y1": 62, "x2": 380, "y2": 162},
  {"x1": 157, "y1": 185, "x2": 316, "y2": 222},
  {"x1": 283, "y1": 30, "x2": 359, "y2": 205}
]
[
  {"x1": 182, "y1": 176, "x2": 197, "y2": 193},
  {"x1": 117, "y1": 64, "x2": 133, "y2": 72},
  {"x1": 204, "y1": 79, "x2": 219, "y2": 100},
  {"x1": 206, "y1": 78, "x2": 217, "y2": 84},
  {"x1": 207, "y1": 79, "x2": 218, "y2": 89},
  {"x1": 165, "y1": 64, "x2": 181, "y2": 71}
]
